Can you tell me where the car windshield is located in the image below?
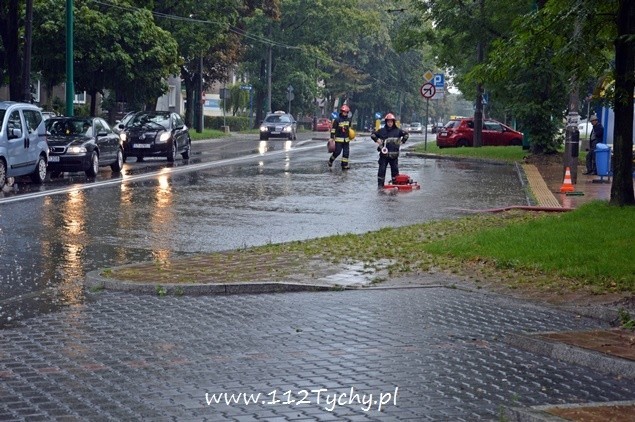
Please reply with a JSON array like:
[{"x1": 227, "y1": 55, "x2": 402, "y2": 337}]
[
  {"x1": 128, "y1": 113, "x2": 170, "y2": 130},
  {"x1": 46, "y1": 118, "x2": 92, "y2": 136},
  {"x1": 264, "y1": 115, "x2": 291, "y2": 123}
]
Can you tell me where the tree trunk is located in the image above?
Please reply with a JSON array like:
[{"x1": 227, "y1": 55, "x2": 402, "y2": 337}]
[
  {"x1": 0, "y1": 0, "x2": 22, "y2": 100},
  {"x1": 89, "y1": 89, "x2": 98, "y2": 117},
  {"x1": 184, "y1": 79, "x2": 195, "y2": 128},
  {"x1": 610, "y1": 0, "x2": 635, "y2": 206}
]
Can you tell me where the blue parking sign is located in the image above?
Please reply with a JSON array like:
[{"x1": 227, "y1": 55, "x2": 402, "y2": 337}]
[{"x1": 434, "y1": 74, "x2": 445, "y2": 87}]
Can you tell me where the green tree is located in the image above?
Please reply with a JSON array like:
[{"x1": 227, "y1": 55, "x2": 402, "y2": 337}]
[
  {"x1": 32, "y1": 0, "x2": 179, "y2": 116},
  {"x1": 149, "y1": 0, "x2": 280, "y2": 127},
  {"x1": 241, "y1": 0, "x2": 416, "y2": 126},
  {"x1": 0, "y1": 0, "x2": 24, "y2": 99},
  {"x1": 477, "y1": 0, "x2": 633, "y2": 205}
]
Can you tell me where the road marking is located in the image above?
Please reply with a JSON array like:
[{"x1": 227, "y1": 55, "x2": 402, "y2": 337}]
[{"x1": 0, "y1": 142, "x2": 325, "y2": 205}]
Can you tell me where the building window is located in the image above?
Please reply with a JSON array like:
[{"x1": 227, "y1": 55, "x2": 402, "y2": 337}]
[
  {"x1": 74, "y1": 91, "x2": 86, "y2": 104},
  {"x1": 32, "y1": 80, "x2": 41, "y2": 103},
  {"x1": 168, "y1": 85, "x2": 176, "y2": 107}
]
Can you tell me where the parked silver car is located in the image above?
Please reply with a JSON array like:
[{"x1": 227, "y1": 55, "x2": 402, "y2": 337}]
[{"x1": 0, "y1": 101, "x2": 48, "y2": 188}]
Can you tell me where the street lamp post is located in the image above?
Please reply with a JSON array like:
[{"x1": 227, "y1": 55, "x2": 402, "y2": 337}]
[
  {"x1": 65, "y1": 0, "x2": 74, "y2": 116},
  {"x1": 22, "y1": 0, "x2": 33, "y2": 103},
  {"x1": 196, "y1": 54, "x2": 203, "y2": 133}
]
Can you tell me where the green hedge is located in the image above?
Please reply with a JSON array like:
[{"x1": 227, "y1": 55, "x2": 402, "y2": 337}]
[{"x1": 204, "y1": 116, "x2": 251, "y2": 131}]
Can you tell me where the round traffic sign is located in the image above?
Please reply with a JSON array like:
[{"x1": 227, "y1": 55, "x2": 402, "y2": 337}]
[{"x1": 420, "y1": 83, "x2": 436, "y2": 99}]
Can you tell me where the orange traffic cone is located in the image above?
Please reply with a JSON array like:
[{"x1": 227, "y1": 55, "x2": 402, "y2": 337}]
[{"x1": 560, "y1": 167, "x2": 575, "y2": 193}]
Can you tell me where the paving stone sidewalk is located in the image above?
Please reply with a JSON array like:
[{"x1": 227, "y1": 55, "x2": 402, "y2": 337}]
[
  {"x1": 3, "y1": 154, "x2": 633, "y2": 421},
  {"x1": 1, "y1": 288, "x2": 634, "y2": 421}
]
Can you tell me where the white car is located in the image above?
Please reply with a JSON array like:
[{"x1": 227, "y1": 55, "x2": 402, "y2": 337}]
[{"x1": 410, "y1": 122, "x2": 423, "y2": 133}]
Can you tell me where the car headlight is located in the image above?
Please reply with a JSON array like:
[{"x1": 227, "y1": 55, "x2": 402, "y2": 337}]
[
  {"x1": 158, "y1": 132, "x2": 171, "y2": 143},
  {"x1": 67, "y1": 146, "x2": 87, "y2": 154},
  {"x1": 259, "y1": 125, "x2": 267, "y2": 132},
  {"x1": 283, "y1": 126, "x2": 291, "y2": 133},
  {"x1": 119, "y1": 133, "x2": 127, "y2": 142}
]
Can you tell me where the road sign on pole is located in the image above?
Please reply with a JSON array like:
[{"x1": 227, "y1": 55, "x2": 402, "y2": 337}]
[
  {"x1": 420, "y1": 83, "x2": 436, "y2": 99},
  {"x1": 433, "y1": 74, "x2": 445, "y2": 88}
]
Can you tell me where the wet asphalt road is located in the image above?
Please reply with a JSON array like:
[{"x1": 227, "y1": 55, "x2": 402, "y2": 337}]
[{"x1": 0, "y1": 132, "x2": 528, "y2": 327}]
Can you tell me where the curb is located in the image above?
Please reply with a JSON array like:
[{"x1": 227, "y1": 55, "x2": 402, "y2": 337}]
[
  {"x1": 502, "y1": 400, "x2": 635, "y2": 422},
  {"x1": 405, "y1": 151, "x2": 511, "y2": 166},
  {"x1": 504, "y1": 331, "x2": 635, "y2": 380},
  {"x1": 85, "y1": 270, "x2": 337, "y2": 296}
]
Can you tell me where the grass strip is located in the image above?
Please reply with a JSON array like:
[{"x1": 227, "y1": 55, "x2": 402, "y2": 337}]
[{"x1": 106, "y1": 202, "x2": 634, "y2": 295}]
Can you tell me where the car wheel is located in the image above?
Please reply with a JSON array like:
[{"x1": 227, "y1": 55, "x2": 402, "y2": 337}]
[
  {"x1": 30, "y1": 155, "x2": 47, "y2": 183},
  {"x1": 167, "y1": 141, "x2": 176, "y2": 162},
  {"x1": 111, "y1": 149, "x2": 124, "y2": 173},
  {"x1": 457, "y1": 139, "x2": 469, "y2": 148},
  {"x1": 181, "y1": 140, "x2": 191, "y2": 159},
  {"x1": 85, "y1": 151, "x2": 99, "y2": 177},
  {"x1": 0, "y1": 159, "x2": 6, "y2": 189}
]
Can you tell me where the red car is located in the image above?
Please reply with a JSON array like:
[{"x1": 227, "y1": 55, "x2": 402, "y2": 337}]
[
  {"x1": 436, "y1": 118, "x2": 523, "y2": 148},
  {"x1": 315, "y1": 117, "x2": 332, "y2": 132}
]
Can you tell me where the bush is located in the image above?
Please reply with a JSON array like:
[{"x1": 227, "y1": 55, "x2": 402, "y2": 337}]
[{"x1": 204, "y1": 116, "x2": 250, "y2": 131}]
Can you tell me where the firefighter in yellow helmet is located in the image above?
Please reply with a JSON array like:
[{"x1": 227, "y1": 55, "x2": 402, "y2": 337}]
[
  {"x1": 370, "y1": 112, "x2": 409, "y2": 187},
  {"x1": 328, "y1": 104, "x2": 354, "y2": 170}
]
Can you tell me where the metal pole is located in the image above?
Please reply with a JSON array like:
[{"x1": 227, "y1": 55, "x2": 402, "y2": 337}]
[
  {"x1": 473, "y1": 0, "x2": 484, "y2": 147},
  {"x1": 65, "y1": 0, "x2": 74, "y2": 116},
  {"x1": 266, "y1": 24, "x2": 272, "y2": 114},
  {"x1": 249, "y1": 88, "x2": 253, "y2": 129},
  {"x1": 196, "y1": 54, "x2": 203, "y2": 133},
  {"x1": 564, "y1": 9, "x2": 582, "y2": 184},
  {"x1": 22, "y1": 0, "x2": 33, "y2": 103},
  {"x1": 424, "y1": 99, "x2": 429, "y2": 151}
]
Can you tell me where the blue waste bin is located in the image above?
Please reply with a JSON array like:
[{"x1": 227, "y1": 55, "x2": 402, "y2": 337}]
[{"x1": 595, "y1": 143, "x2": 611, "y2": 176}]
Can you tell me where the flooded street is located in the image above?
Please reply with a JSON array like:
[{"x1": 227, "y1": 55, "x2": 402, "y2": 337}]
[{"x1": 0, "y1": 136, "x2": 528, "y2": 326}]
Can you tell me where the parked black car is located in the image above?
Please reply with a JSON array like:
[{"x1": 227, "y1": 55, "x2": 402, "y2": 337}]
[
  {"x1": 45, "y1": 117, "x2": 124, "y2": 177},
  {"x1": 118, "y1": 111, "x2": 191, "y2": 162},
  {"x1": 259, "y1": 111, "x2": 297, "y2": 140}
]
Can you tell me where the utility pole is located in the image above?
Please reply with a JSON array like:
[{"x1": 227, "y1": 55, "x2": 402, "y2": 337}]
[
  {"x1": 473, "y1": 0, "x2": 484, "y2": 147},
  {"x1": 196, "y1": 54, "x2": 203, "y2": 133},
  {"x1": 266, "y1": 45, "x2": 272, "y2": 113},
  {"x1": 22, "y1": 0, "x2": 33, "y2": 103},
  {"x1": 266, "y1": 26, "x2": 272, "y2": 113},
  {"x1": 65, "y1": 0, "x2": 74, "y2": 116},
  {"x1": 564, "y1": 7, "x2": 582, "y2": 184}
]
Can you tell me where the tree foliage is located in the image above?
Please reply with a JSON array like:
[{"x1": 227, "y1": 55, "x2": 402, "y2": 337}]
[{"x1": 31, "y1": 0, "x2": 179, "y2": 115}]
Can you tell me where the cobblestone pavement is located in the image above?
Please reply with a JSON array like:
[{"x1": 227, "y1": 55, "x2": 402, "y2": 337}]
[{"x1": 1, "y1": 288, "x2": 633, "y2": 421}]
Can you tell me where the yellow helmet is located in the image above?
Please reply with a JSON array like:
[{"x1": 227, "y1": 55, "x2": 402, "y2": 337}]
[{"x1": 348, "y1": 128, "x2": 356, "y2": 140}]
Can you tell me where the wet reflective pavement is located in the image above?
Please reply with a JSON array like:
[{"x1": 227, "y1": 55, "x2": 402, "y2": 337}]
[
  {"x1": 2, "y1": 135, "x2": 633, "y2": 421},
  {"x1": 0, "y1": 135, "x2": 527, "y2": 327}
]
